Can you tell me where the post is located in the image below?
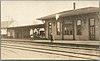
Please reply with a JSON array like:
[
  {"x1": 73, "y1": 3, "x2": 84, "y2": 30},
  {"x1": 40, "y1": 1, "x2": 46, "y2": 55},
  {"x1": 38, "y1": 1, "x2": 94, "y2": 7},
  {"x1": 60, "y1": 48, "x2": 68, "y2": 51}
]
[
  {"x1": 73, "y1": 2, "x2": 76, "y2": 40},
  {"x1": 73, "y1": 20, "x2": 75, "y2": 40},
  {"x1": 62, "y1": 21, "x2": 64, "y2": 40}
]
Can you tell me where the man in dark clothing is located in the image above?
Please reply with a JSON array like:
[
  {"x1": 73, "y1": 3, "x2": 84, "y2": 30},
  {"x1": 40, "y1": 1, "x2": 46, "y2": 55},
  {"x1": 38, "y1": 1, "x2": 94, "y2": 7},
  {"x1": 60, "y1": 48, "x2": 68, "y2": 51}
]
[{"x1": 50, "y1": 33, "x2": 53, "y2": 43}]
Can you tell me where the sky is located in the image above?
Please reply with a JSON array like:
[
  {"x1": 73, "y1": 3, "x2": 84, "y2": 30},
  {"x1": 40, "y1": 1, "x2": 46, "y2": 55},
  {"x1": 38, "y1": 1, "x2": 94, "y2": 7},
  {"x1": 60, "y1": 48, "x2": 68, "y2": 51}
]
[{"x1": 1, "y1": 1, "x2": 99, "y2": 26}]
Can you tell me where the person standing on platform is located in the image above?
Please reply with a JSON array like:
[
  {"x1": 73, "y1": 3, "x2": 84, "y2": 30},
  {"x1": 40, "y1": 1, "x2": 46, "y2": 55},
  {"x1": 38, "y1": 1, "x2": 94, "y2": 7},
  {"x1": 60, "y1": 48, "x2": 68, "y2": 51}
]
[{"x1": 50, "y1": 32, "x2": 54, "y2": 43}]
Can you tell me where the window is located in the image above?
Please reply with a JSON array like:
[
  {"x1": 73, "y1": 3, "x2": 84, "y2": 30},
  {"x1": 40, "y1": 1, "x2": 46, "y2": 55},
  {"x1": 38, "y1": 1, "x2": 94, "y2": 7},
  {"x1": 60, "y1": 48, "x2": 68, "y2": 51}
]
[
  {"x1": 76, "y1": 20, "x2": 82, "y2": 35},
  {"x1": 49, "y1": 22, "x2": 52, "y2": 29},
  {"x1": 48, "y1": 22, "x2": 52, "y2": 33},
  {"x1": 64, "y1": 24, "x2": 73, "y2": 35},
  {"x1": 90, "y1": 18, "x2": 95, "y2": 26},
  {"x1": 56, "y1": 22, "x2": 61, "y2": 35}
]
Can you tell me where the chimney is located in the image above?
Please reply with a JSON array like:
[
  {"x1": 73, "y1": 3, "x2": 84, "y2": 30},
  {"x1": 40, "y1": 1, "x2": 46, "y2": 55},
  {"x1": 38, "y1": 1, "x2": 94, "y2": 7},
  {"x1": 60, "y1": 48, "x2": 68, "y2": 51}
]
[{"x1": 73, "y1": 2, "x2": 76, "y2": 10}]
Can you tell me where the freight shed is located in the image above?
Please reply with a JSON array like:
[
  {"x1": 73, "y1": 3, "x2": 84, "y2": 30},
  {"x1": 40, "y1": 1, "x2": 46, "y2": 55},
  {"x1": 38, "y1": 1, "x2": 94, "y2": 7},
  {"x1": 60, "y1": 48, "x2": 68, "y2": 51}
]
[{"x1": 7, "y1": 24, "x2": 45, "y2": 39}]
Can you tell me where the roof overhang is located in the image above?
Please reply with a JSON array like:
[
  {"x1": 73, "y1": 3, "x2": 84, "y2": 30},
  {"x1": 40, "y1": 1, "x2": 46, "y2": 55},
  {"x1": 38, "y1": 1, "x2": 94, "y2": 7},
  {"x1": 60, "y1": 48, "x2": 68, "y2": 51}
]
[
  {"x1": 37, "y1": 7, "x2": 99, "y2": 20},
  {"x1": 7, "y1": 24, "x2": 44, "y2": 29}
]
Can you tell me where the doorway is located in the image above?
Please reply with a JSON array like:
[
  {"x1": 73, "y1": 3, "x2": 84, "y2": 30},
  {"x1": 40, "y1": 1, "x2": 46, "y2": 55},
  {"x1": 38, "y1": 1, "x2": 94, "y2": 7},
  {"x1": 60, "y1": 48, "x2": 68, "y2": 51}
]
[{"x1": 63, "y1": 21, "x2": 74, "y2": 40}]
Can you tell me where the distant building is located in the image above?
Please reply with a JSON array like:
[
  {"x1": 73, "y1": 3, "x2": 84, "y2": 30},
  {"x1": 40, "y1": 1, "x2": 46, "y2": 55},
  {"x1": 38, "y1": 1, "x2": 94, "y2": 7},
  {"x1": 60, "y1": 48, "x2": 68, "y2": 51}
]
[
  {"x1": 1, "y1": 20, "x2": 15, "y2": 37},
  {"x1": 37, "y1": 7, "x2": 99, "y2": 40}
]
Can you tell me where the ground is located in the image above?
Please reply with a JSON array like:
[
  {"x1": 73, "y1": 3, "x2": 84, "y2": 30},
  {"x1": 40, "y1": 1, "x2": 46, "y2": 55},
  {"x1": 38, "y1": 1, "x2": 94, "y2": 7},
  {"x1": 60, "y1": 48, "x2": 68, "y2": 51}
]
[{"x1": 1, "y1": 39, "x2": 100, "y2": 60}]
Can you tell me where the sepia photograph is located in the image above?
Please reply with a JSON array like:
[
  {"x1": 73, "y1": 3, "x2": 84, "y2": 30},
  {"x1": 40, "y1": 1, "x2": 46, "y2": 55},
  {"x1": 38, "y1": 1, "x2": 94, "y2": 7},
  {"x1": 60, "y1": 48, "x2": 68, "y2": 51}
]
[{"x1": 1, "y1": 0, "x2": 99, "y2": 60}]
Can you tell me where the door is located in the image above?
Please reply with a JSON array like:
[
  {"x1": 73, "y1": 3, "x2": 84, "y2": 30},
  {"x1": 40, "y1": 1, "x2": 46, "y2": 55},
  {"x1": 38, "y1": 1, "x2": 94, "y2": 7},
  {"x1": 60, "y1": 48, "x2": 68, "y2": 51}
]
[
  {"x1": 89, "y1": 18, "x2": 95, "y2": 40},
  {"x1": 63, "y1": 22, "x2": 74, "y2": 40}
]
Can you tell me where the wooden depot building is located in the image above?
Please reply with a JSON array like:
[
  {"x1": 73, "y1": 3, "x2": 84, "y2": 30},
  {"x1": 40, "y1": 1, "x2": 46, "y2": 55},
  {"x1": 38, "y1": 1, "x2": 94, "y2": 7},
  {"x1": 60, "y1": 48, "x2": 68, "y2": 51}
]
[{"x1": 37, "y1": 7, "x2": 99, "y2": 40}]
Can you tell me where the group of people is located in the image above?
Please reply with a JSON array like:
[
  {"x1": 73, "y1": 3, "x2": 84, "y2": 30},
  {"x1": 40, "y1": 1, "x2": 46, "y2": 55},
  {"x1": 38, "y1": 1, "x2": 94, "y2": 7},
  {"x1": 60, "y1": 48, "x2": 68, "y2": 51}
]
[{"x1": 31, "y1": 32, "x2": 54, "y2": 43}]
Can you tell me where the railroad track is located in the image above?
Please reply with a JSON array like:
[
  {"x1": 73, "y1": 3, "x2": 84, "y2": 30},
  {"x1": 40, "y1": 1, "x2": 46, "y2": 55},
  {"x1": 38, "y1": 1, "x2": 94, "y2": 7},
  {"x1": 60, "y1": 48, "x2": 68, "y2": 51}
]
[
  {"x1": 1, "y1": 41, "x2": 100, "y2": 60},
  {"x1": 2, "y1": 40, "x2": 99, "y2": 51}
]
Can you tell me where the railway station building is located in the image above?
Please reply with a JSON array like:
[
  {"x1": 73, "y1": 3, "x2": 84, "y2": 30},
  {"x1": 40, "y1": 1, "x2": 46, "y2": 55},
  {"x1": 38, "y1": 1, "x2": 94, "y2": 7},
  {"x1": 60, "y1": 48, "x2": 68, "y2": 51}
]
[
  {"x1": 37, "y1": 7, "x2": 99, "y2": 40},
  {"x1": 6, "y1": 24, "x2": 45, "y2": 39}
]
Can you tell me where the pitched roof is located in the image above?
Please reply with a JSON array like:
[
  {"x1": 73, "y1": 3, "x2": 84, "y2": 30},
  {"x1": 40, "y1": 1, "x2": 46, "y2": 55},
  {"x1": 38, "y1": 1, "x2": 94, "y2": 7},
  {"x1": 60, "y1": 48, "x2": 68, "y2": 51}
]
[
  {"x1": 1, "y1": 20, "x2": 15, "y2": 29},
  {"x1": 37, "y1": 7, "x2": 99, "y2": 20},
  {"x1": 7, "y1": 24, "x2": 44, "y2": 29}
]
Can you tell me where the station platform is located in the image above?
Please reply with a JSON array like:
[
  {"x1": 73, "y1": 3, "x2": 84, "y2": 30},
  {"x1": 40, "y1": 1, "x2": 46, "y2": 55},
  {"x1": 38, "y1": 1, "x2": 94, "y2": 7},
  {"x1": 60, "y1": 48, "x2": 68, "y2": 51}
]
[{"x1": 1, "y1": 38, "x2": 100, "y2": 46}]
